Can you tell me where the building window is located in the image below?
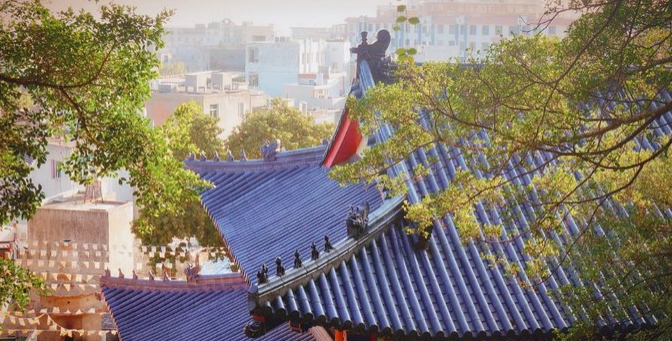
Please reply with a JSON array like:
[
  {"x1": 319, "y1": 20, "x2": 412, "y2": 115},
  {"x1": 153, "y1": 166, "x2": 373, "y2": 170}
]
[
  {"x1": 495, "y1": 26, "x2": 503, "y2": 36},
  {"x1": 248, "y1": 47, "x2": 258, "y2": 63},
  {"x1": 509, "y1": 26, "x2": 520, "y2": 36},
  {"x1": 248, "y1": 73, "x2": 259, "y2": 87},
  {"x1": 313, "y1": 89, "x2": 327, "y2": 99},
  {"x1": 460, "y1": 25, "x2": 466, "y2": 34},
  {"x1": 449, "y1": 25, "x2": 457, "y2": 34},
  {"x1": 238, "y1": 103, "x2": 245, "y2": 119},
  {"x1": 209, "y1": 104, "x2": 219, "y2": 118},
  {"x1": 469, "y1": 25, "x2": 477, "y2": 35},
  {"x1": 482, "y1": 25, "x2": 490, "y2": 35},
  {"x1": 437, "y1": 24, "x2": 444, "y2": 34},
  {"x1": 51, "y1": 160, "x2": 63, "y2": 179}
]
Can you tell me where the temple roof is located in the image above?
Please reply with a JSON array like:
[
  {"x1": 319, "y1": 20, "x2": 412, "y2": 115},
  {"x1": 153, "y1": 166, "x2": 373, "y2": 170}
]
[
  {"x1": 101, "y1": 274, "x2": 317, "y2": 341},
  {"x1": 186, "y1": 145, "x2": 384, "y2": 282},
  {"x1": 245, "y1": 60, "x2": 667, "y2": 339}
]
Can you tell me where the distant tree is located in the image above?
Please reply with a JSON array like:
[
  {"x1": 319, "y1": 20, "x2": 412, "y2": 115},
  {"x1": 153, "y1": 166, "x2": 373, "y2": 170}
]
[
  {"x1": 226, "y1": 98, "x2": 334, "y2": 159},
  {"x1": 160, "y1": 101, "x2": 225, "y2": 160},
  {"x1": 134, "y1": 101, "x2": 225, "y2": 247},
  {"x1": 158, "y1": 61, "x2": 185, "y2": 77},
  {"x1": 0, "y1": 1, "x2": 208, "y2": 309}
]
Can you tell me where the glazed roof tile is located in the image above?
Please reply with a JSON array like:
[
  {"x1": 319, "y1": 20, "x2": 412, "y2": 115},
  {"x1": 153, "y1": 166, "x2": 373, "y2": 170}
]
[
  {"x1": 101, "y1": 275, "x2": 316, "y2": 341},
  {"x1": 247, "y1": 61, "x2": 667, "y2": 339},
  {"x1": 187, "y1": 145, "x2": 384, "y2": 282}
]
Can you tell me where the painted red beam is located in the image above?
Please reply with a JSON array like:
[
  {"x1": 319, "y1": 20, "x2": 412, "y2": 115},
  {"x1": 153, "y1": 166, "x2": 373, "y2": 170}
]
[{"x1": 323, "y1": 108, "x2": 363, "y2": 167}]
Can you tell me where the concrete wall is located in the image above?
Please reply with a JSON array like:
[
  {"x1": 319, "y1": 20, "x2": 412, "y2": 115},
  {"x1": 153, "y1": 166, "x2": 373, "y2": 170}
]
[
  {"x1": 28, "y1": 207, "x2": 110, "y2": 245},
  {"x1": 27, "y1": 200, "x2": 135, "y2": 274}
]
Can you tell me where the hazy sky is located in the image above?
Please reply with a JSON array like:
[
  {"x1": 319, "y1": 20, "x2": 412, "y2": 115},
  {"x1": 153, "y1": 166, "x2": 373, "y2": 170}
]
[{"x1": 45, "y1": 0, "x2": 394, "y2": 33}]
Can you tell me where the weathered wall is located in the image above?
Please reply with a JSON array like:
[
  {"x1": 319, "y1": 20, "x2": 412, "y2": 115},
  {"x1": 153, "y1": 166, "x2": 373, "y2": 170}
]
[{"x1": 28, "y1": 207, "x2": 110, "y2": 245}]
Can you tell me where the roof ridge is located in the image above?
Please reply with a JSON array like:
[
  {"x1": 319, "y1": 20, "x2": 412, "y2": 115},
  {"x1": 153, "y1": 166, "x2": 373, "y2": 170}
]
[
  {"x1": 248, "y1": 195, "x2": 404, "y2": 307},
  {"x1": 100, "y1": 272, "x2": 247, "y2": 292},
  {"x1": 186, "y1": 145, "x2": 327, "y2": 172}
]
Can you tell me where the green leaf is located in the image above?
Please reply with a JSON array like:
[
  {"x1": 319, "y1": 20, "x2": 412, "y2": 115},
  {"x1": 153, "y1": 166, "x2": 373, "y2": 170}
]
[
  {"x1": 393, "y1": 25, "x2": 402, "y2": 32},
  {"x1": 397, "y1": 5, "x2": 406, "y2": 12},
  {"x1": 407, "y1": 47, "x2": 417, "y2": 55},
  {"x1": 396, "y1": 16, "x2": 407, "y2": 23},
  {"x1": 408, "y1": 17, "x2": 420, "y2": 25}
]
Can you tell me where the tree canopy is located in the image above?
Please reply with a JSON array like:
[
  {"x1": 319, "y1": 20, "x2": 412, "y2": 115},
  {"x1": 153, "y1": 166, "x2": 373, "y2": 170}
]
[
  {"x1": 225, "y1": 98, "x2": 335, "y2": 159},
  {"x1": 0, "y1": 1, "x2": 207, "y2": 308},
  {"x1": 133, "y1": 101, "x2": 224, "y2": 247},
  {"x1": 332, "y1": 0, "x2": 672, "y2": 339}
]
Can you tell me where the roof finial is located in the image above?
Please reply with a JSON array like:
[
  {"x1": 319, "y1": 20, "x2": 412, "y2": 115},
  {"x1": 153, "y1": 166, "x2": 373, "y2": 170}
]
[
  {"x1": 311, "y1": 242, "x2": 320, "y2": 261},
  {"x1": 132, "y1": 269, "x2": 138, "y2": 280},
  {"x1": 185, "y1": 263, "x2": 200, "y2": 282},
  {"x1": 187, "y1": 152, "x2": 195, "y2": 161},
  {"x1": 350, "y1": 29, "x2": 394, "y2": 83},
  {"x1": 199, "y1": 150, "x2": 207, "y2": 161},
  {"x1": 148, "y1": 271, "x2": 155, "y2": 281},
  {"x1": 104, "y1": 268, "x2": 111, "y2": 277},
  {"x1": 227, "y1": 149, "x2": 234, "y2": 161},
  {"x1": 213, "y1": 151, "x2": 220, "y2": 162},
  {"x1": 346, "y1": 202, "x2": 370, "y2": 239},
  {"x1": 163, "y1": 271, "x2": 170, "y2": 281},
  {"x1": 118, "y1": 268, "x2": 124, "y2": 279},
  {"x1": 257, "y1": 263, "x2": 269, "y2": 284},
  {"x1": 276, "y1": 257, "x2": 285, "y2": 276},
  {"x1": 240, "y1": 149, "x2": 247, "y2": 161},
  {"x1": 294, "y1": 249, "x2": 302, "y2": 268},
  {"x1": 261, "y1": 139, "x2": 281, "y2": 161},
  {"x1": 324, "y1": 235, "x2": 333, "y2": 252}
]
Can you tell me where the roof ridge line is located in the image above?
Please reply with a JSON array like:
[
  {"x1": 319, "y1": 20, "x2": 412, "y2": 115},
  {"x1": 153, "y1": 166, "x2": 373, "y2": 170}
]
[
  {"x1": 185, "y1": 145, "x2": 327, "y2": 172},
  {"x1": 100, "y1": 272, "x2": 247, "y2": 291},
  {"x1": 248, "y1": 195, "x2": 404, "y2": 305}
]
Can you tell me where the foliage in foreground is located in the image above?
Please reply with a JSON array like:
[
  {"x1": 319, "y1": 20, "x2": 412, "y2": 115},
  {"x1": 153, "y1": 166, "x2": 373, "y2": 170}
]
[
  {"x1": 333, "y1": 0, "x2": 672, "y2": 339},
  {"x1": 0, "y1": 258, "x2": 47, "y2": 311},
  {"x1": 1, "y1": 1, "x2": 207, "y2": 307}
]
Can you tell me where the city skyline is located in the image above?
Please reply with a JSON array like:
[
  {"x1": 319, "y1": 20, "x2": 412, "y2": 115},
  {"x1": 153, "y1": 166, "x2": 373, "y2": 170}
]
[{"x1": 46, "y1": 0, "x2": 396, "y2": 34}]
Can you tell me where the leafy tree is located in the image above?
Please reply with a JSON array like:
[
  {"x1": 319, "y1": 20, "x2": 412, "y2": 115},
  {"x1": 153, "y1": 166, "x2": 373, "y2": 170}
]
[
  {"x1": 158, "y1": 61, "x2": 185, "y2": 77},
  {"x1": 0, "y1": 258, "x2": 47, "y2": 309},
  {"x1": 0, "y1": 1, "x2": 207, "y2": 308},
  {"x1": 333, "y1": 0, "x2": 672, "y2": 339},
  {"x1": 226, "y1": 98, "x2": 334, "y2": 159},
  {"x1": 134, "y1": 101, "x2": 224, "y2": 247}
]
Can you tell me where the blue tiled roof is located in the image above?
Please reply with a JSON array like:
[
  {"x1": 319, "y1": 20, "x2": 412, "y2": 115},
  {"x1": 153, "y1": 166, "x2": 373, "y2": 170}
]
[
  {"x1": 247, "y1": 61, "x2": 666, "y2": 339},
  {"x1": 101, "y1": 275, "x2": 316, "y2": 341},
  {"x1": 187, "y1": 145, "x2": 384, "y2": 282}
]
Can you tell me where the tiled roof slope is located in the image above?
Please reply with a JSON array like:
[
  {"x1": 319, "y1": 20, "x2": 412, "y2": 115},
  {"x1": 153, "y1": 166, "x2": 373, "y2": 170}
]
[
  {"x1": 101, "y1": 274, "x2": 316, "y2": 341},
  {"x1": 248, "y1": 61, "x2": 665, "y2": 339},
  {"x1": 186, "y1": 146, "x2": 384, "y2": 282}
]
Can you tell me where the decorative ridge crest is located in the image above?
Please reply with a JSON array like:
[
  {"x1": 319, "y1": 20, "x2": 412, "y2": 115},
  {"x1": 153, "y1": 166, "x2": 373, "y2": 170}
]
[
  {"x1": 100, "y1": 272, "x2": 247, "y2": 292},
  {"x1": 186, "y1": 145, "x2": 327, "y2": 172},
  {"x1": 247, "y1": 195, "x2": 404, "y2": 306}
]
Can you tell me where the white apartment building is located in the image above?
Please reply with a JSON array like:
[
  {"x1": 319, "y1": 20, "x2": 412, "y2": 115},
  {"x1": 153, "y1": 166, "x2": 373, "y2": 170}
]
[
  {"x1": 246, "y1": 38, "x2": 352, "y2": 98},
  {"x1": 162, "y1": 19, "x2": 276, "y2": 73},
  {"x1": 147, "y1": 72, "x2": 268, "y2": 138},
  {"x1": 344, "y1": 0, "x2": 576, "y2": 62}
]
